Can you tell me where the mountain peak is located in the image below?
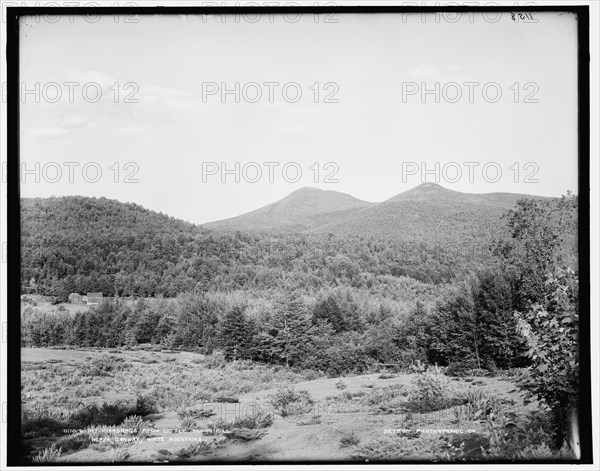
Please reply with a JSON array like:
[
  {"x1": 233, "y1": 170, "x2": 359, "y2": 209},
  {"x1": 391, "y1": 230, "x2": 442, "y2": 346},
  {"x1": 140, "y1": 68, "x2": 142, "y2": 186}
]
[
  {"x1": 405, "y1": 182, "x2": 451, "y2": 193},
  {"x1": 286, "y1": 187, "x2": 327, "y2": 197},
  {"x1": 205, "y1": 187, "x2": 371, "y2": 232},
  {"x1": 416, "y1": 182, "x2": 445, "y2": 189},
  {"x1": 384, "y1": 182, "x2": 458, "y2": 202}
]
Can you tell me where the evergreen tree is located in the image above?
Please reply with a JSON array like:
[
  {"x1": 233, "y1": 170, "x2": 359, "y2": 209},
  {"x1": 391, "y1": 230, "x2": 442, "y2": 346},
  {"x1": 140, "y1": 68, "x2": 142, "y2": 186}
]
[{"x1": 219, "y1": 306, "x2": 253, "y2": 360}]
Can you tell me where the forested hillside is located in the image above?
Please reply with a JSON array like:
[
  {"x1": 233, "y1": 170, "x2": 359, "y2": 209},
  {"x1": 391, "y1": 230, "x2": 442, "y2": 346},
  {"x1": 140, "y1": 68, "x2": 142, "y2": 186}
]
[
  {"x1": 21, "y1": 189, "x2": 578, "y2": 377},
  {"x1": 21, "y1": 189, "x2": 516, "y2": 299}
]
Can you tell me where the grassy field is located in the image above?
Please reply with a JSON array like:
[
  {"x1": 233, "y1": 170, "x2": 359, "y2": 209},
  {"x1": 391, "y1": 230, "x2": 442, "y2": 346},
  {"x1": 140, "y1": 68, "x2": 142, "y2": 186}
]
[{"x1": 21, "y1": 347, "x2": 559, "y2": 463}]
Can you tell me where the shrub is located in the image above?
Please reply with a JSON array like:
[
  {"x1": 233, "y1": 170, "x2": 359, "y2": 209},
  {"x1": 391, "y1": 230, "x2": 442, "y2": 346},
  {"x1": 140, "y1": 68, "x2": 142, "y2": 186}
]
[
  {"x1": 203, "y1": 351, "x2": 227, "y2": 369},
  {"x1": 362, "y1": 384, "x2": 405, "y2": 407},
  {"x1": 177, "y1": 406, "x2": 216, "y2": 420},
  {"x1": 54, "y1": 432, "x2": 92, "y2": 453},
  {"x1": 409, "y1": 359, "x2": 427, "y2": 374},
  {"x1": 22, "y1": 407, "x2": 64, "y2": 438},
  {"x1": 484, "y1": 409, "x2": 561, "y2": 459},
  {"x1": 175, "y1": 441, "x2": 215, "y2": 459},
  {"x1": 134, "y1": 395, "x2": 159, "y2": 416},
  {"x1": 338, "y1": 390, "x2": 366, "y2": 401},
  {"x1": 108, "y1": 447, "x2": 130, "y2": 462},
  {"x1": 212, "y1": 395, "x2": 239, "y2": 403},
  {"x1": 212, "y1": 412, "x2": 273, "y2": 431},
  {"x1": 454, "y1": 388, "x2": 503, "y2": 422},
  {"x1": 32, "y1": 444, "x2": 62, "y2": 463},
  {"x1": 68, "y1": 401, "x2": 138, "y2": 429},
  {"x1": 81, "y1": 355, "x2": 128, "y2": 377},
  {"x1": 120, "y1": 415, "x2": 154, "y2": 436},
  {"x1": 407, "y1": 366, "x2": 459, "y2": 412},
  {"x1": 267, "y1": 387, "x2": 314, "y2": 417},
  {"x1": 180, "y1": 417, "x2": 196, "y2": 429},
  {"x1": 340, "y1": 431, "x2": 360, "y2": 447},
  {"x1": 226, "y1": 428, "x2": 267, "y2": 441},
  {"x1": 335, "y1": 379, "x2": 347, "y2": 391}
]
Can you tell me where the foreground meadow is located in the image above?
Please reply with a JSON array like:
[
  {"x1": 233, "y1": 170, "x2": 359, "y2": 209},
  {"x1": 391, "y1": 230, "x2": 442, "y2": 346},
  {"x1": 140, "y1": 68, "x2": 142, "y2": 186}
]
[{"x1": 20, "y1": 347, "x2": 565, "y2": 463}]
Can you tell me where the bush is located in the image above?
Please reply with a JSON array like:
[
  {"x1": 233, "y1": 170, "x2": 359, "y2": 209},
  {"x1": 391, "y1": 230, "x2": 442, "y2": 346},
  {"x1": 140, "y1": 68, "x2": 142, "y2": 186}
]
[
  {"x1": 407, "y1": 366, "x2": 460, "y2": 412},
  {"x1": 22, "y1": 408, "x2": 64, "y2": 438},
  {"x1": 226, "y1": 428, "x2": 267, "y2": 441},
  {"x1": 202, "y1": 351, "x2": 227, "y2": 369},
  {"x1": 212, "y1": 412, "x2": 273, "y2": 431},
  {"x1": 362, "y1": 384, "x2": 405, "y2": 407},
  {"x1": 267, "y1": 387, "x2": 314, "y2": 417},
  {"x1": 177, "y1": 406, "x2": 216, "y2": 420},
  {"x1": 108, "y1": 447, "x2": 130, "y2": 462},
  {"x1": 134, "y1": 395, "x2": 158, "y2": 416},
  {"x1": 54, "y1": 432, "x2": 92, "y2": 453},
  {"x1": 32, "y1": 444, "x2": 62, "y2": 463},
  {"x1": 174, "y1": 442, "x2": 215, "y2": 460},
  {"x1": 68, "y1": 399, "x2": 154, "y2": 430},
  {"x1": 81, "y1": 354, "x2": 128, "y2": 377},
  {"x1": 120, "y1": 415, "x2": 154, "y2": 436},
  {"x1": 211, "y1": 395, "x2": 239, "y2": 403},
  {"x1": 340, "y1": 431, "x2": 360, "y2": 447},
  {"x1": 180, "y1": 417, "x2": 196, "y2": 429},
  {"x1": 68, "y1": 403, "x2": 127, "y2": 429},
  {"x1": 455, "y1": 388, "x2": 503, "y2": 422}
]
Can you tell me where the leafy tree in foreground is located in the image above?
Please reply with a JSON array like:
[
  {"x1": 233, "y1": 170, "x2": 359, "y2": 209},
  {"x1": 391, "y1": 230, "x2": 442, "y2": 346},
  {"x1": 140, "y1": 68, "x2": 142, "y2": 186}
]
[
  {"x1": 498, "y1": 193, "x2": 579, "y2": 449},
  {"x1": 515, "y1": 267, "x2": 579, "y2": 449}
]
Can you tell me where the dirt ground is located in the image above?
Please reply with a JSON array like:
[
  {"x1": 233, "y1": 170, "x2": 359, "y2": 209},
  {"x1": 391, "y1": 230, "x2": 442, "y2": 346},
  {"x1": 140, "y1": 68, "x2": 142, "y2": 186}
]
[{"x1": 21, "y1": 348, "x2": 529, "y2": 463}]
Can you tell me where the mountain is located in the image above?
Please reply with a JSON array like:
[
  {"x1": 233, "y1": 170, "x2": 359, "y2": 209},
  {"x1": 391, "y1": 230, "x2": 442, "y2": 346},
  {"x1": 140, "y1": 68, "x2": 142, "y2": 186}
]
[
  {"x1": 385, "y1": 182, "x2": 527, "y2": 207},
  {"x1": 21, "y1": 196, "x2": 210, "y2": 298},
  {"x1": 19, "y1": 186, "x2": 564, "y2": 299},
  {"x1": 205, "y1": 187, "x2": 373, "y2": 232},
  {"x1": 311, "y1": 183, "x2": 539, "y2": 243},
  {"x1": 20, "y1": 193, "x2": 466, "y2": 297},
  {"x1": 205, "y1": 183, "x2": 545, "y2": 244}
]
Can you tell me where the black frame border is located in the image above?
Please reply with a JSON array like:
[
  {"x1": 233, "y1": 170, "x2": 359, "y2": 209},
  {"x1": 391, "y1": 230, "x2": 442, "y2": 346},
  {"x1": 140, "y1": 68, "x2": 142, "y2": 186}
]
[{"x1": 5, "y1": 4, "x2": 592, "y2": 467}]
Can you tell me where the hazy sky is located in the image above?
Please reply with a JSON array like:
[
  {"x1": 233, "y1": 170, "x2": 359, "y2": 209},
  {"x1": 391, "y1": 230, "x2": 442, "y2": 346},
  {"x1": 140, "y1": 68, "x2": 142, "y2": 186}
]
[{"x1": 19, "y1": 11, "x2": 579, "y2": 224}]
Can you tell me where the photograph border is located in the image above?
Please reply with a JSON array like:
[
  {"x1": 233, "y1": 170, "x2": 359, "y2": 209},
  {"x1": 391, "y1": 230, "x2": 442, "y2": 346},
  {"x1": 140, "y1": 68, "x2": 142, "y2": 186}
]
[{"x1": 5, "y1": 4, "x2": 592, "y2": 466}]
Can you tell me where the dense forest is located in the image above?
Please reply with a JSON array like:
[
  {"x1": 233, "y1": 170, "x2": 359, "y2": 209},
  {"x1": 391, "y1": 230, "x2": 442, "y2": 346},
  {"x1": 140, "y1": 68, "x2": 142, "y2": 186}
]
[
  {"x1": 21, "y1": 195, "x2": 503, "y2": 299},
  {"x1": 21, "y1": 192, "x2": 578, "y2": 376}
]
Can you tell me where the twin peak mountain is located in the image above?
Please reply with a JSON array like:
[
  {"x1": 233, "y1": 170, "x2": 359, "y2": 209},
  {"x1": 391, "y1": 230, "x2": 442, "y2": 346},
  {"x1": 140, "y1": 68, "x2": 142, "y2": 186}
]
[{"x1": 205, "y1": 183, "x2": 537, "y2": 240}]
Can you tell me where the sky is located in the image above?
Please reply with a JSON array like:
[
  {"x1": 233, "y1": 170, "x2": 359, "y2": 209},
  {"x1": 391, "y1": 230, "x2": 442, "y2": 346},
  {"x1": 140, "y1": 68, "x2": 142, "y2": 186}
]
[{"x1": 18, "y1": 10, "x2": 579, "y2": 225}]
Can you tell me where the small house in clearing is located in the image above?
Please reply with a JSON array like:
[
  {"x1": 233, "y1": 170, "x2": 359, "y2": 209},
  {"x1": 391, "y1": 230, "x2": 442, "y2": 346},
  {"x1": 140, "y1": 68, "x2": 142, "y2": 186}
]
[
  {"x1": 68, "y1": 293, "x2": 83, "y2": 304},
  {"x1": 86, "y1": 293, "x2": 103, "y2": 305}
]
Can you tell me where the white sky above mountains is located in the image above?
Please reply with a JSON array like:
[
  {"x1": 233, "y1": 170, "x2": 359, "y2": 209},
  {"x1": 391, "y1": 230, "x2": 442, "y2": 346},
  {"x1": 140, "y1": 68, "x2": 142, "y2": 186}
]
[{"x1": 19, "y1": 11, "x2": 578, "y2": 224}]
